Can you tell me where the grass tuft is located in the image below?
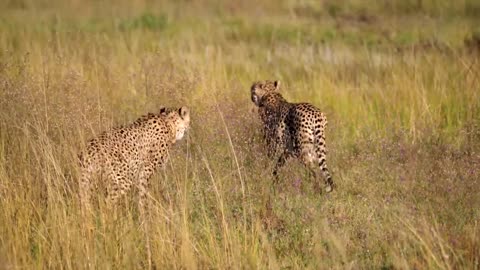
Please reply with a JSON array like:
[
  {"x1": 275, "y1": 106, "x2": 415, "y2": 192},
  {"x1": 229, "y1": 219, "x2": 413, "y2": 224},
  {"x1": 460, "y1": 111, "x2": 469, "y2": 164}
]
[{"x1": 0, "y1": 0, "x2": 479, "y2": 269}]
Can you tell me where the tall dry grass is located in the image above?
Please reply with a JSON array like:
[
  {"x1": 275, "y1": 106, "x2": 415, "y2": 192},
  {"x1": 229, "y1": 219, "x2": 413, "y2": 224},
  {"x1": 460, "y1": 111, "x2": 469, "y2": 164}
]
[{"x1": 1, "y1": 0, "x2": 479, "y2": 269}]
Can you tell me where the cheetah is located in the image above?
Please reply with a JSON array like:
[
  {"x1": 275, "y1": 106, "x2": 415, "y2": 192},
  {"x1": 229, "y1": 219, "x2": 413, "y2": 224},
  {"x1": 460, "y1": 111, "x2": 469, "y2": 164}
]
[
  {"x1": 250, "y1": 80, "x2": 334, "y2": 192},
  {"x1": 79, "y1": 106, "x2": 190, "y2": 212}
]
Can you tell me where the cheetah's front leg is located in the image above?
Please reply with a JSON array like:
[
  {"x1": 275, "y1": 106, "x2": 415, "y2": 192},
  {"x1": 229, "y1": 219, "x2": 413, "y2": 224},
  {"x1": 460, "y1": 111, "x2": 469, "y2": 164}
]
[
  {"x1": 137, "y1": 167, "x2": 154, "y2": 269},
  {"x1": 272, "y1": 151, "x2": 290, "y2": 194},
  {"x1": 79, "y1": 171, "x2": 93, "y2": 219}
]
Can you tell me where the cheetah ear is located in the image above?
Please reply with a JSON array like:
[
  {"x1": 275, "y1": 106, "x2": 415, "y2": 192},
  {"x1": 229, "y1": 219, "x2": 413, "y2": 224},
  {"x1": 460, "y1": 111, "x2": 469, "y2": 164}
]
[
  {"x1": 252, "y1": 94, "x2": 260, "y2": 106},
  {"x1": 274, "y1": 80, "x2": 280, "y2": 91},
  {"x1": 179, "y1": 106, "x2": 189, "y2": 119},
  {"x1": 159, "y1": 106, "x2": 167, "y2": 114}
]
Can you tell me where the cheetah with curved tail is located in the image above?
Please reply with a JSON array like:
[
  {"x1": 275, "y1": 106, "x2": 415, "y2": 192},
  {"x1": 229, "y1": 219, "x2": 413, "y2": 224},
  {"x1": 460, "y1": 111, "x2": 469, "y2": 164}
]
[{"x1": 250, "y1": 80, "x2": 334, "y2": 193}]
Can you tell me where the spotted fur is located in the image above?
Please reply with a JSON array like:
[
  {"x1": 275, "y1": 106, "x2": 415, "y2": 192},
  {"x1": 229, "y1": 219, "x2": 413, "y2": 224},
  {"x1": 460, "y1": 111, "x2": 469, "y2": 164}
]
[
  {"x1": 79, "y1": 106, "x2": 190, "y2": 212},
  {"x1": 251, "y1": 80, "x2": 334, "y2": 192}
]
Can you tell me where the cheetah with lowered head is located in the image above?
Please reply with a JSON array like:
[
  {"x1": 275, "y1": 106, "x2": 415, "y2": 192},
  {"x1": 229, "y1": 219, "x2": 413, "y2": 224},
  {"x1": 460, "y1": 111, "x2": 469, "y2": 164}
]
[
  {"x1": 79, "y1": 106, "x2": 190, "y2": 212},
  {"x1": 251, "y1": 80, "x2": 334, "y2": 192}
]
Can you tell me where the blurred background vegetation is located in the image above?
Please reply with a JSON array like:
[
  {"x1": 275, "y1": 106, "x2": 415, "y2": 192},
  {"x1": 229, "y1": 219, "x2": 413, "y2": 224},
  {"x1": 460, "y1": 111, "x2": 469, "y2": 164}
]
[{"x1": 0, "y1": 0, "x2": 479, "y2": 269}]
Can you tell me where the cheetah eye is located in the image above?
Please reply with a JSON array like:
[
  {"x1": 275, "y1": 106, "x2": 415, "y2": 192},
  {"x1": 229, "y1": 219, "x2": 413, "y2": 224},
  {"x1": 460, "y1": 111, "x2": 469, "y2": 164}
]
[{"x1": 179, "y1": 106, "x2": 189, "y2": 119}]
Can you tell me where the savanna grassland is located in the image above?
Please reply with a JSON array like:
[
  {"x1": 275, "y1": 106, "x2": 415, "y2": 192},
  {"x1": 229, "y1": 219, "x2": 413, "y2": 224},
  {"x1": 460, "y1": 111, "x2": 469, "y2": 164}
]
[{"x1": 1, "y1": 0, "x2": 480, "y2": 269}]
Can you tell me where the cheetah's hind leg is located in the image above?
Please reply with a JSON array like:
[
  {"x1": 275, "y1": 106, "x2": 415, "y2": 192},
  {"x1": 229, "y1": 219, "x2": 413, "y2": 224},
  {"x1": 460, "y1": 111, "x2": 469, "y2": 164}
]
[
  {"x1": 300, "y1": 144, "x2": 323, "y2": 193},
  {"x1": 301, "y1": 143, "x2": 335, "y2": 193}
]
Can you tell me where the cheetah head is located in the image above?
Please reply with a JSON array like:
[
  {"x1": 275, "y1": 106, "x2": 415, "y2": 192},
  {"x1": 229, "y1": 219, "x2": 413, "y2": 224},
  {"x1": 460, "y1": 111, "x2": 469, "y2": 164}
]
[
  {"x1": 250, "y1": 80, "x2": 280, "y2": 106},
  {"x1": 160, "y1": 106, "x2": 190, "y2": 143}
]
